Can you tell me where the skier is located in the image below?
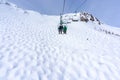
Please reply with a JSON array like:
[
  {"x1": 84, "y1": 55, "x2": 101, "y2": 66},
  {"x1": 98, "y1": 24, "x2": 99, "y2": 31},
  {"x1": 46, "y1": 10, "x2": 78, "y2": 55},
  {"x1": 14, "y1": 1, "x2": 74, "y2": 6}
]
[
  {"x1": 58, "y1": 24, "x2": 63, "y2": 34},
  {"x1": 63, "y1": 25, "x2": 67, "y2": 34}
]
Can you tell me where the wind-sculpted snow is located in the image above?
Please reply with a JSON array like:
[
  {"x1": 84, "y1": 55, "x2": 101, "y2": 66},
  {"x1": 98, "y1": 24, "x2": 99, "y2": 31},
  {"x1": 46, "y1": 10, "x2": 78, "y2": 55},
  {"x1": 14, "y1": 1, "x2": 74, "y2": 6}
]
[{"x1": 0, "y1": 4, "x2": 120, "y2": 80}]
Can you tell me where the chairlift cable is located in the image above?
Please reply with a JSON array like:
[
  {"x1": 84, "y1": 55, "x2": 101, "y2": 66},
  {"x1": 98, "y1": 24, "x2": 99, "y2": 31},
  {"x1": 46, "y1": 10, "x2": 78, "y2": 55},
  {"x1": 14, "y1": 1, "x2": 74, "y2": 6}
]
[
  {"x1": 67, "y1": 0, "x2": 74, "y2": 12},
  {"x1": 74, "y1": 0, "x2": 87, "y2": 12},
  {"x1": 62, "y1": 0, "x2": 66, "y2": 15}
]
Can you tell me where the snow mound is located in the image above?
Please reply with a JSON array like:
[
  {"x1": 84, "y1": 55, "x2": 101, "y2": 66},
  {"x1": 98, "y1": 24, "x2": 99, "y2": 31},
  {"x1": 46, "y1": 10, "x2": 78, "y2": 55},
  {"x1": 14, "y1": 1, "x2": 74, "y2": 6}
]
[
  {"x1": 0, "y1": 3, "x2": 120, "y2": 80},
  {"x1": 62, "y1": 12, "x2": 101, "y2": 25}
]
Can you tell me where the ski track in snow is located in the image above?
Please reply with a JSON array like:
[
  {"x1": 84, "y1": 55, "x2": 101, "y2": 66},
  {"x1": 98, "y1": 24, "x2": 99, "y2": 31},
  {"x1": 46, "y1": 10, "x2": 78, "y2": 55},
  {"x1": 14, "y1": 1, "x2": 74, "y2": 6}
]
[{"x1": 0, "y1": 5, "x2": 120, "y2": 80}]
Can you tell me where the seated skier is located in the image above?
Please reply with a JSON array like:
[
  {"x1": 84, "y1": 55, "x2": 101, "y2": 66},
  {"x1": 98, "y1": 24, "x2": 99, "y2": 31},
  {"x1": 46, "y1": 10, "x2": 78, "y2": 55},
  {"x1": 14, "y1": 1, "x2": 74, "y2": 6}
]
[
  {"x1": 58, "y1": 24, "x2": 63, "y2": 34},
  {"x1": 63, "y1": 25, "x2": 67, "y2": 34}
]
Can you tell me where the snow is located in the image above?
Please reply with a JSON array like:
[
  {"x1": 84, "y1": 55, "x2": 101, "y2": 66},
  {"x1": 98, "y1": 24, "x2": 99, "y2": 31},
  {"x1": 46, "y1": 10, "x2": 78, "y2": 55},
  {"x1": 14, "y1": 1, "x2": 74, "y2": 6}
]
[{"x1": 0, "y1": 3, "x2": 120, "y2": 80}]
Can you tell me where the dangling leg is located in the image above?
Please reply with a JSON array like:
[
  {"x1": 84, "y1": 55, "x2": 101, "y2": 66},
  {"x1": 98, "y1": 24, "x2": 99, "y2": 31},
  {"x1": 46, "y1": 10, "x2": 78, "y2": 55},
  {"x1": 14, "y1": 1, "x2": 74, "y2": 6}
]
[
  {"x1": 59, "y1": 30, "x2": 61, "y2": 34},
  {"x1": 60, "y1": 31, "x2": 62, "y2": 34},
  {"x1": 65, "y1": 31, "x2": 67, "y2": 34},
  {"x1": 58, "y1": 29, "x2": 60, "y2": 34}
]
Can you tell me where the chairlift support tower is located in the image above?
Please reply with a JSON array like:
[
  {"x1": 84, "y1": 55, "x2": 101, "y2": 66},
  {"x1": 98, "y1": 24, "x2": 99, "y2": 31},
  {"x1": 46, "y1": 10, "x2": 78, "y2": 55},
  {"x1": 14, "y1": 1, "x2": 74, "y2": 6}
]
[{"x1": 60, "y1": 13, "x2": 63, "y2": 25}]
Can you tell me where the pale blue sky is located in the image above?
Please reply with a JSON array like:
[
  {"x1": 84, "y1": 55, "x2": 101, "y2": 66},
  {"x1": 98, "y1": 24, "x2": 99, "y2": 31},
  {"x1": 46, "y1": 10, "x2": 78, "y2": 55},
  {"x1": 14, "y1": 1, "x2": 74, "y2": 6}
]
[{"x1": 9, "y1": 0, "x2": 120, "y2": 27}]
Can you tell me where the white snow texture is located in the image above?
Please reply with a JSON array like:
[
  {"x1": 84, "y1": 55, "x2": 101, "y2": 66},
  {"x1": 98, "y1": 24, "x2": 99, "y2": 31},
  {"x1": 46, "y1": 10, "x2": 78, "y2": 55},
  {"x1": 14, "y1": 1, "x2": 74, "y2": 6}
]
[{"x1": 0, "y1": 2, "x2": 120, "y2": 80}]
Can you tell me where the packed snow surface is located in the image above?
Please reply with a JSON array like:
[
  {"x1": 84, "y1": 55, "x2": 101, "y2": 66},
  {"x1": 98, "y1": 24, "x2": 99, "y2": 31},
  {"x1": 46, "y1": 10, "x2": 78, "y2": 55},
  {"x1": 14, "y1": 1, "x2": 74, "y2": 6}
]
[{"x1": 0, "y1": 3, "x2": 120, "y2": 80}]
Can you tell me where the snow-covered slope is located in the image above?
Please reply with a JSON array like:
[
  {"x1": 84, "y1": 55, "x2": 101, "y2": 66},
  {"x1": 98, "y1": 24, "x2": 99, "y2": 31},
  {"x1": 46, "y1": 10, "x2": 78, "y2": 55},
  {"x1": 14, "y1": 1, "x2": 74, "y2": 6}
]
[{"x1": 0, "y1": 3, "x2": 120, "y2": 80}]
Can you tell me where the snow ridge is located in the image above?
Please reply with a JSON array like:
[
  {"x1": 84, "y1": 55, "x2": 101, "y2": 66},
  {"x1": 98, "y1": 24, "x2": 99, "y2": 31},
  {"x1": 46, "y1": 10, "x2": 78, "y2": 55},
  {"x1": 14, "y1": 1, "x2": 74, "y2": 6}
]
[
  {"x1": 62, "y1": 12, "x2": 120, "y2": 37},
  {"x1": 62, "y1": 12, "x2": 101, "y2": 25}
]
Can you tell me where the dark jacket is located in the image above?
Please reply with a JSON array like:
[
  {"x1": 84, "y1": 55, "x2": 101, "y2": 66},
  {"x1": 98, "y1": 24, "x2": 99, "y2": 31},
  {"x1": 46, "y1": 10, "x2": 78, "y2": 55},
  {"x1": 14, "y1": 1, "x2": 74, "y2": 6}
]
[{"x1": 58, "y1": 25, "x2": 63, "y2": 30}]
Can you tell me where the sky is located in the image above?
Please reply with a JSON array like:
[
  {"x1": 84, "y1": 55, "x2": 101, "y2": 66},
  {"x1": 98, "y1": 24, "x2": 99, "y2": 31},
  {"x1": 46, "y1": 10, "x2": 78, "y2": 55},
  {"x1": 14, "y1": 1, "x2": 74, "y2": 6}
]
[{"x1": 8, "y1": 0, "x2": 120, "y2": 27}]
